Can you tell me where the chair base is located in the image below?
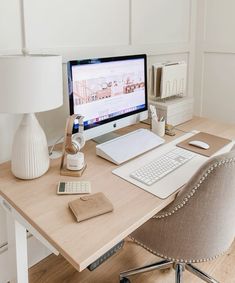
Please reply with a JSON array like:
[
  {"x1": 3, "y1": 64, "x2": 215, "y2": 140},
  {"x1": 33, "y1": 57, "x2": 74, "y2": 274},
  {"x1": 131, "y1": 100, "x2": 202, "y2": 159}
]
[{"x1": 120, "y1": 259, "x2": 219, "y2": 283}]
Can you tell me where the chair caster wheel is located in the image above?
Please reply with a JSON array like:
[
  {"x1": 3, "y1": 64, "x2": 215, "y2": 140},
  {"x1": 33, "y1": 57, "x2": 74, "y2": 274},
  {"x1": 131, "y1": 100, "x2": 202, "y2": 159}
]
[{"x1": 120, "y1": 277, "x2": 131, "y2": 283}]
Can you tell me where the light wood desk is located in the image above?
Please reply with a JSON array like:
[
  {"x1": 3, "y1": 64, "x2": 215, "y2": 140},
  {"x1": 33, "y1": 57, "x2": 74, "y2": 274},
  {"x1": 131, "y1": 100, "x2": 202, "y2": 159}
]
[{"x1": 1, "y1": 117, "x2": 235, "y2": 283}]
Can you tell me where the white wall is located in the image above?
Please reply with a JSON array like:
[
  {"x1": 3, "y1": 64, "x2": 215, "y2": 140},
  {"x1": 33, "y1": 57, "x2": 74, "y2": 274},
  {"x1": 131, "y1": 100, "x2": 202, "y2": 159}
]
[
  {"x1": 194, "y1": 0, "x2": 235, "y2": 123},
  {"x1": 0, "y1": 0, "x2": 196, "y2": 280},
  {"x1": 0, "y1": 0, "x2": 22, "y2": 256}
]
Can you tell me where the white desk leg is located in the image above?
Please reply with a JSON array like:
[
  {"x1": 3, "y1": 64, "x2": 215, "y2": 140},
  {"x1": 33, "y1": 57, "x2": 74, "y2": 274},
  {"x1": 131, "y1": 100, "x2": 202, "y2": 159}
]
[{"x1": 7, "y1": 213, "x2": 29, "y2": 283}]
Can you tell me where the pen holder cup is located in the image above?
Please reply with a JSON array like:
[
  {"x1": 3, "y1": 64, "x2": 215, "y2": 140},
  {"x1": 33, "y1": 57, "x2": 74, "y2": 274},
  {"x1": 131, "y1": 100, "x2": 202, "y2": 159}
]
[{"x1": 152, "y1": 120, "x2": 165, "y2": 137}]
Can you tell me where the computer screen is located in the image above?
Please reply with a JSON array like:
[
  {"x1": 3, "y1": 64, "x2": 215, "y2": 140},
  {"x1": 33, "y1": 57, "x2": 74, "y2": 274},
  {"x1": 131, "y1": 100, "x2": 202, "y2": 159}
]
[{"x1": 67, "y1": 54, "x2": 148, "y2": 140}]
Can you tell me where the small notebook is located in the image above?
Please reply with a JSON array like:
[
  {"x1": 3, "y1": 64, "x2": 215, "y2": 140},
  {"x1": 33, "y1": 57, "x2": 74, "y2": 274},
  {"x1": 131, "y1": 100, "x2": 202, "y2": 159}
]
[
  {"x1": 68, "y1": 192, "x2": 113, "y2": 222},
  {"x1": 177, "y1": 132, "x2": 231, "y2": 157}
]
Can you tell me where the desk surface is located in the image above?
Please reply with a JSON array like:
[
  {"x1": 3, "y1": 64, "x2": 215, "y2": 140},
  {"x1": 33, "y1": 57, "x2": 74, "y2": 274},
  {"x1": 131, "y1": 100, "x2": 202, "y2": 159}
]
[{"x1": 1, "y1": 117, "x2": 235, "y2": 272}]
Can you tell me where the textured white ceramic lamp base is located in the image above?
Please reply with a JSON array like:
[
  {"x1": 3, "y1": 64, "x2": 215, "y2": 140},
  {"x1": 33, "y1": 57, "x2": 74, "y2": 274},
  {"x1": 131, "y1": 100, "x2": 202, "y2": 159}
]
[{"x1": 11, "y1": 113, "x2": 49, "y2": 179}]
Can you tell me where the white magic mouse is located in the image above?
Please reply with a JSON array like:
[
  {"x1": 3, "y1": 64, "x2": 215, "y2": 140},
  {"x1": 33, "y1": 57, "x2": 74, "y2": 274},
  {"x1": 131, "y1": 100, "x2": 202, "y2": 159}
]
[{"x1": 188, "y1": 140, "x2": 210, "y2": 150}]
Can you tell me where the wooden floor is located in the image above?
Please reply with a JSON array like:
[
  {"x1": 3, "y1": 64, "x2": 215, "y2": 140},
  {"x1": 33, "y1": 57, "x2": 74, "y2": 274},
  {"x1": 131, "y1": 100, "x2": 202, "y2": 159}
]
[{"x1": 29, "y1": 238, "x2": 235, "y2": 283}]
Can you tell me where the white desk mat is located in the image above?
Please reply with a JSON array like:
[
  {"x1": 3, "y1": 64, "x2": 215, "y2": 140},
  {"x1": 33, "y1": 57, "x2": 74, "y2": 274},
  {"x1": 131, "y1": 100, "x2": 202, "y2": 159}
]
[{"x1": 112, "y1": 131, "x2": 234, "y2": 199}]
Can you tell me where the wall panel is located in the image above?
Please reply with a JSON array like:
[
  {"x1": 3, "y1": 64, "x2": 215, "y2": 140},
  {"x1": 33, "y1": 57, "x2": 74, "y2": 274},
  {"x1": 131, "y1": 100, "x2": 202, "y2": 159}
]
[
  {"x1": 132, "y1": 0, "x2": 190, "y2": 45},
  {"x1": 0, "y1": 0, "x2": 22, "y2": 52},
  {"x1": 24, "y1": 0, "x2": 129, "y2": 49},
  {"x1": 194, "y1": 0, "x2": 235, "y2": 123},
  {"x1": 205, "y1": 0, "x2": 235, "y2": 44},
  {"x1": 202, "y1": 53, "x2": 235, "y2": 123}
]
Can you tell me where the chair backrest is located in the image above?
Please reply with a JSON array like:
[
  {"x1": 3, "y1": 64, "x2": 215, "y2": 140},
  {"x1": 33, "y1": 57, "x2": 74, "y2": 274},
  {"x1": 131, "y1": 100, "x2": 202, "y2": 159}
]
[{"x1": 155, "y1": 146, "x2": 235, "y2": 261}]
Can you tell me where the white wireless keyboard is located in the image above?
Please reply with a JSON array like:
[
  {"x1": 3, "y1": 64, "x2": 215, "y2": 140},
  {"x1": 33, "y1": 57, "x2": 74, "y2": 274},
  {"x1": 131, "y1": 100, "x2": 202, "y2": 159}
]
[
  {"x1": 96, "y1": 129, "x2": 165, "y2": 165},
  {"x1": 130, "y1": 148, "x2": 196, "y2": 186}
]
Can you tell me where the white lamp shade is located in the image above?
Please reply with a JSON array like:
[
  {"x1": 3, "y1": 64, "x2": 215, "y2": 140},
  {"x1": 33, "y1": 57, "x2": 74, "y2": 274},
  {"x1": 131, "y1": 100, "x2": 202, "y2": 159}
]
[{"x1": 0, "y1": 55, "x2": 63, "y2": 113}]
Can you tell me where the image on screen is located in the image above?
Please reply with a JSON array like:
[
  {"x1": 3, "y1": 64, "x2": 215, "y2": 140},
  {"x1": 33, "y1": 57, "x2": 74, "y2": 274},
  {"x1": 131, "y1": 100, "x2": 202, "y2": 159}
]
[{"x1": 68, "y1": 54, "x2": 147, "y2": 131}]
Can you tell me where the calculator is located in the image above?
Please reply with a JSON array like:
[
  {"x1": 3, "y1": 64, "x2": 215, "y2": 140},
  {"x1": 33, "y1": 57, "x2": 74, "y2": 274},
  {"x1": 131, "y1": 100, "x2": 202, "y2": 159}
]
[{"x1": 57, "y1": 181, "x2": 91, "y2": 195}]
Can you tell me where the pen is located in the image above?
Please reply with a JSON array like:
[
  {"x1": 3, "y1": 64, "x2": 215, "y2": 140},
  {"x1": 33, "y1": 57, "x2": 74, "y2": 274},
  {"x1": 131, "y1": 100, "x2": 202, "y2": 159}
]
[{"x1": 150, "y1": 105, "x2": 158, "y2": 120}]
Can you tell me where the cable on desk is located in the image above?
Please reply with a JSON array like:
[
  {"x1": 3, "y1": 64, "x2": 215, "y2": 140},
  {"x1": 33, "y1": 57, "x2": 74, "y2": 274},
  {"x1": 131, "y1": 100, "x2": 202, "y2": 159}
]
[
  {"x1": 173, "y1": 127, "x2": 195, "y2": 134},
  {"x1": 49, "y1": 135, "x2": 64, "y2": 157}
]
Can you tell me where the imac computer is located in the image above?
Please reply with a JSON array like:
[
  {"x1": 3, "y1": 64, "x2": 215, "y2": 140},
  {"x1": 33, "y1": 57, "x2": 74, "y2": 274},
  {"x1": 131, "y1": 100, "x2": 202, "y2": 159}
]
[{"x1": 67, "y1": 54, "x2": 148, "y2": 142}]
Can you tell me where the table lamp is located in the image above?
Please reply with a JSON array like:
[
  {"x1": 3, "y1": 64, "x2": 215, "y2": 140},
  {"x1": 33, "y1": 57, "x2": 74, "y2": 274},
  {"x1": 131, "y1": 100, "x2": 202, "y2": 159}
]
[{"x1": 0, "y1": 55, "x2": 63, "y2": 179}]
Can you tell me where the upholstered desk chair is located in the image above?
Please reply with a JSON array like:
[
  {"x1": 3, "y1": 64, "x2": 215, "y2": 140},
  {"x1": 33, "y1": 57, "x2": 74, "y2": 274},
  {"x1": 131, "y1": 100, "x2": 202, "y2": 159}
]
[{"x1": 120, "y1": 147, "x2": 235, "y2": 283}]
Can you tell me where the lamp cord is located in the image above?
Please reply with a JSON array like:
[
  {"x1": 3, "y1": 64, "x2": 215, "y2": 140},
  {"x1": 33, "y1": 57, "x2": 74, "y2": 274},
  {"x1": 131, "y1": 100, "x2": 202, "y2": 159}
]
[
  {"x1": 20, "y1": 0, "x2": 29, "y2": 55},
  {"x1": 49, "y1": 135, "x2": 64, "y2": 156}
]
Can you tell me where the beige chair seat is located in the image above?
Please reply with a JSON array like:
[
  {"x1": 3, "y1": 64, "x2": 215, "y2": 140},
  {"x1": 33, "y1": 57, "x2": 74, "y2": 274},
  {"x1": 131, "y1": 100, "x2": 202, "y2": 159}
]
[{"x1": 120, "y1": 147, "x2": 235, "y2": 283}]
